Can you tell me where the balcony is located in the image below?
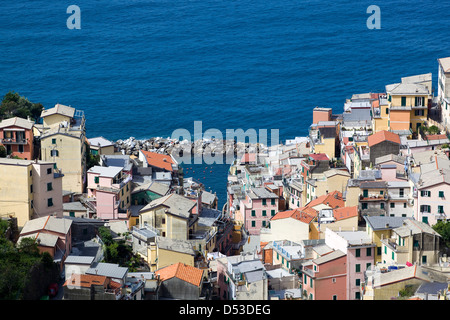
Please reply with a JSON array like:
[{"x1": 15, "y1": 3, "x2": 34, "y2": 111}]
[
  {"x1": 360, "y1": 193, "x2": 388, "y2": 201},
  {"x1": 0, "y1": 137, "x2": 28, "y2": 145}
]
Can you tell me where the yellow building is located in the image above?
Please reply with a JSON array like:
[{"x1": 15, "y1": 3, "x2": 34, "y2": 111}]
[
  {"x1": 139, "y1": 193, "x2": 197, "y2": 241},
  {"x1": 40, "y1": 104, "x2": 87, "y2": 194},
  {"x1": 0, "y1": 158, "x2": 63, "y2": 228},
  {"x1": 385, "y1": 74, "x2": 431, "y2": 135},
  {"x1": 148, "y1": 236, "x2": 195, "y2": 272},
  {"x1": 371, "y1": 96, "x2": 390, "y2": 133}
]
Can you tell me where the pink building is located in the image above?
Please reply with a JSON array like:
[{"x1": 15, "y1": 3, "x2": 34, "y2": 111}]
[
  {"x1": 239, "y1": 187, "x2": 278, "y2": 235},
  {"x1": 87, "y1": 165, "x2": 132, "y2": 221},
  {"x1": 416, "y1": 168, "x2": 450, "y2": 225},
  {"x1": 325, "y1": 228, "x2": 375, "y2": 300},
  {"x1": 302, "y1": 250, "x2": 347, "y2": 300}
]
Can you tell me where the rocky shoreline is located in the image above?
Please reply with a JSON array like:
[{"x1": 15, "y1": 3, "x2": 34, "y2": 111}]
[{"x1": 114, "y1": 136, "x2": 268, "y2": 158}]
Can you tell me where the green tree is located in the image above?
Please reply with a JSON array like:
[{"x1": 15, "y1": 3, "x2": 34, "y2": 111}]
[
  {"x1": 0, "y1": 145, "x2": 7, "y2": 158},
  {"x1": 0, "y1": 91, "x2": 44, "y2": 122},
  {"x1": 432, "y1": 220, "x2": 450, "y2": 247}
]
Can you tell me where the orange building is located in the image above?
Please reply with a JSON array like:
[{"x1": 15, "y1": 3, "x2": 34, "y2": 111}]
[{"x1": 0, "y1": 116, "x2": 35, "y2": 160}]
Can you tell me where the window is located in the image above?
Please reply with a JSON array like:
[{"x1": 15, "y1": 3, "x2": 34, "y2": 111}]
[
  {"x1": 251, "y1": 210, "x2": 256, "y2": 217},
  {"x1": 422, "y1": 216, "x2": 428, "y2": 224},
  {"x1": 94, "y1": 176, "x2": 99, "y2": 184},
  {"x1": 362, "y1": 203, "x2": 368, "y2": 210},
  {"x1": 366, "y1": 248, "x2": 372, "y2": 256},
  {"x1": 403, "y1": 203, "x2": 407, "y2": 208},
  {"x1": 271, "y1": 199, "x2": 275, "y2": 205},
  {"x1": 380, "y1": 203, "x2": 384, "y2": 209},
  {"x1": 47, "y1": 168, "x2": 52, "y2": 174},
  {"x1": 401, "y1": 96, "x2": 406, "y2": 106},
  {"x1": 355, "y1": 249, "x2": 360, "y2": 257},
  {"x1": 420, "y1": 190, "x2": 431, "y2": 197},
  {"x1": 310, "y1": 278, "x2": 313, "y2": 288},
  {"x1": 390, "y1": 203, "x2": 395, "y2": 208},
  {"x1": 422, "y1": 255, "x2": 427, "y2": 264},
  {"x1": 271, "y1": 210, "x2": 275, "y2": 216},
  {"x1": 52, "y1": 138, "x2": 56, "y2": 144},
  {"x1": 363, "y1": 189, "x2": 368, "y2": 197},
  {"x1": 356, "y1": 279, "x2": 360, "y2": 286},
  {"x1": 251, "y1": 221, "x2": 256, "y2": 227},
  {"x1": 50, "y1": 149, "x2": 59, "y2": 157},
  {"x1": 47, "y1": 198, "x2": 53, "y2": 207},
  {"x1": 262, "y1": 199, "x2": 266, "y2": 205},
  {"x1": 355, "y1": 292, "x2": 361, "y2": 300},
  {"x1": 332, "y1": 295, "x2": 337, "y2": 300},
  {"x1": 366, "y1": 263, "x2": 371, "y2": 270},
  {"x1": 439, "y1": 191, "x2": 445, "y2": 198},
  {"x1": 399, "y1": 188, "x2": 404, "y2": 197},
  {"x1": 262, "y1": 210, "x2": 266, "y2": 216},
  {"x1": 438, "y1": 206, "x2": 444, "y2": 214},
  {"x1": 420, "y1": 205, "x2": 431, "y2": 213},
  {"x1": 30, "y1": 184, "x2": 33, "y2": 193},
  {"x1": 69, "y1": 211, "x2": 75, "y2": 217},
  {"x1": 377, "y1": 247, "x2": 381, "y2": 255},
  {"x1": 355, "y1": 264, "x2": 360, "y2": 272},
  {"x1": 47, "y1": 182, "x2": 53, "y2": 191},
  {"x1": 391, "y1": 252, "x2": 395, "y2": 260}
]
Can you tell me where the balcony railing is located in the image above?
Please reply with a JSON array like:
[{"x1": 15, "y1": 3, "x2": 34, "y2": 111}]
[{"x1": 0, "y1": 138, "x2": 28, "y2": 145}]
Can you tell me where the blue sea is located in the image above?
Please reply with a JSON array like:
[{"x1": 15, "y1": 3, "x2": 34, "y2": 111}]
[{"x1": 1, "y1": 0, "x2": 450, "y2": 208}]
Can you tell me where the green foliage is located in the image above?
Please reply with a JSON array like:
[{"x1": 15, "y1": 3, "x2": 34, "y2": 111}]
[
  {"x1": 432, "y1": 220, "x2": 450, "y2": 247},
  {"x1": 0, "y1": 91, "x2": 44, "y2": 122},
  {"x1": 0, "y1": 235, "x2": 59, "y2": 300},
  {"x1": 97, "y1": 227, "x2": 143, "y2": 272},
  {"x1": 0, "y1": 145, "x2": 6, "y2": 158},
  {"x1": 85, "y1": 143, "x2": 100, "y2": 170}
]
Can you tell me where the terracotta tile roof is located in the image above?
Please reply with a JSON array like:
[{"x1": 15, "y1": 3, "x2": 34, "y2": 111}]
[
  {"x1": 368, "y1": 130, "x2": 401, "y2": 147},
  {"x1": 305, "y1": 191, "x2": 344, "y2": 209},
  {"x1": 333, "y1": 206, "x2": 358, "y2": 221},
  {"x1": 309, "y1": 153, "x2": 330, "y2": 161},
  {"x1": 155, "y1": 262, "x2": 204, "y2": 287},
  {"x1": 271, "y1": 207, "x2": 317, "y2": 224},
  {"x1": 63, "y1": 274, "x2": 107, "y2": 288},
  {"x1": 425, "y1": 134, "x2": 447, "y2": 141},
  {"x1": 141, "y1": 150, "x2": 174, "y2": 171}
]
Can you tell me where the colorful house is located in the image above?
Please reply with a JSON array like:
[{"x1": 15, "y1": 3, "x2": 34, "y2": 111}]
[
  {"x1": 0, "y1": 116, "x2": 35, "y2": 160},
  {"x1": 239, "y1": 186, "x2": 279, "y2": 235},
  {"x1": 302, "y1": 249, "x2": 347, "y2": 300}
]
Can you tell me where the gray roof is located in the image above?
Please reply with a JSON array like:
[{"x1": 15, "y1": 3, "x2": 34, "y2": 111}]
[
  {"x1": 364, "y1": 216, "x2": 410, "y2": 231},
  {"x1": 88, "y1": 136, "x2": 114, "y2": 148},
  {"x1": 63, "y1": 201, "x2": 88, "y2": 212},
  {"x1": 140, "y1": 193, "x2": 196, "y2": 219},
  {"x1": 20, "y1": 216, "x2": 72, "y2": 235},
  {"x1": 416, "y1": 282, "x2": 449, "y2": 295},
  {"x1": 247, "y1": 187, "x2": 278, "y2": 200},
  {"x1": 64, "y1": 255, "x2": 95, "y2": 265},
  {"x1": 41, "y1": 103, "x2": 75, "y2": 118},
  {"x1": 394, "y1": 219, "x2": 440, "y2": 237},
  {"x1": 386, "y1": 82, "x2": 429, "y2": 95},
  {"x1": 342, "y1": 108, "x2": 372, "y2": 124},
  {"x1": 0, "y1": 116, "x2": 34, "y2": 129},
  {"x1": 359, "y1": 181, "x2": 387, "y2": 189},
  {"x1": 88, "y1": 165, "x2": 123, "y2": 178},
  {"x1": 375, "y1": 154, "x2": 406, "y2": 165},
  {"x1": 148, "y1": 181, "x2": 170, "y2": 196},
  {"x1": 101, "y1": 155, "x2": 133, "y2": 171},
  {"x1": 86, "y1": 262, "x2": 128, "y2": 280},
  {"x1": 156, "y1": 236, "x2": 195, "y2": 255},
  {"x1": 419, "y1": 168, "x2": 450, "y2": 189},
  {"x1": 313, "y1": 250, "x2": 346, "y2": 265}
]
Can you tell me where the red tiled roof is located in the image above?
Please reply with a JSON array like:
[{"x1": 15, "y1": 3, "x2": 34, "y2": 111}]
[
  {"x1": 368, "y1": 130, "x2": 401, "y2": 147},
  {"x1": 309, "y1": 153, "x2": 330, "y2": 161},
  {"x1": 333, "y1": 206, "x2": 358, "y2": 221},
  {"x1": 305, "y1": 191, "x2": 344, "y2": 209},
  {"x1": 271, "y1": 207, "x2": 317, "y2": 224},
  {"x1": 155, "y1": 262, "x2": 204, "y2": 287},
  {"x1": 141, "y1": 150, "x2": 174, "y2": 171},
  {"x1": 426, "y1": 134, "x2": 447, "y2": 141}
]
